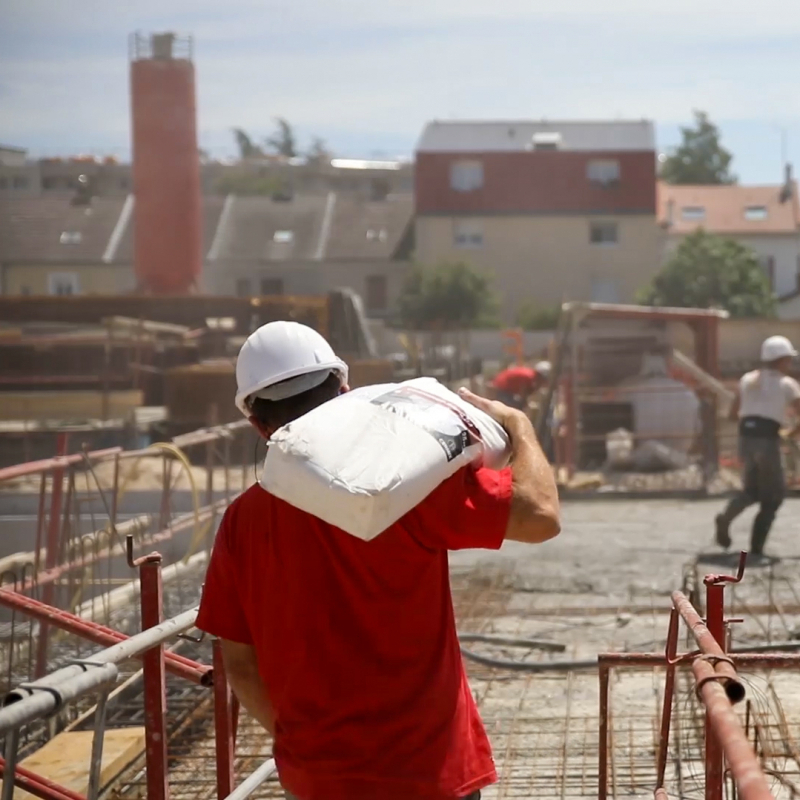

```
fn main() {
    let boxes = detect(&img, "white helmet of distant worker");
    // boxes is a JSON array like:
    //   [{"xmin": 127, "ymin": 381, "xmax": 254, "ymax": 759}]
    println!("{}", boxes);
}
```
[
  {"xmin": 235, "ymin": 321, "xmax": 349, "ymax": 417},
  {"xmin": 534, "ymin": 361, "xmax": 552, "ymax": 378},
  {"xmin": 761, "ymin": 335, "xmax": 798, "ymax": 363}
]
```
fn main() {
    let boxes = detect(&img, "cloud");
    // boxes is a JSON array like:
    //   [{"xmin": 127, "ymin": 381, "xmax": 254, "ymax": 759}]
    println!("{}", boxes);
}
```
[{"xmin": 3, "ymin": 0, "xmax": 800, "ymax": 175}]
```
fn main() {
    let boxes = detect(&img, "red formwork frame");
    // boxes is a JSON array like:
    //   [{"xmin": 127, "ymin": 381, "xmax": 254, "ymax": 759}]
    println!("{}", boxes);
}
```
[
  {"xmin": 598, "ymin": 553, "xmax": 798, "ymax": 800},
  {"xmin": 0, "ymin": 541, "xmax": 246, "ymax": 800},
  {"xmin": 0, "ymin": 425, "xmax": 261, "ymax": 799}
]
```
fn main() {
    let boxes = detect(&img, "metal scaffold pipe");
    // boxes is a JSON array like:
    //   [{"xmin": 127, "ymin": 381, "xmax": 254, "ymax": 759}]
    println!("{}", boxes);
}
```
[
  {"xmin": 226, "ymin": 758, "xmax": 278, "ymax": 800},
  {"xmin": 0, "ymin": 608, "xmax": 199, "ymax": 735},
  {"xmin": 0, "ymin": 663, "xmax": 118, "ymax": 734}
]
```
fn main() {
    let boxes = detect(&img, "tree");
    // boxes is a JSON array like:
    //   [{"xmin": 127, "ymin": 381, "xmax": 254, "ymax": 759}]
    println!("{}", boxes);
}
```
[
  {"xmin": 266, "ymin": 118, "xmax": 298, "ymax": 158},
  {"xmin": 398, "ymin": 262, "xmax": 498, "ymax": 329},
  {"xmin": 660, "ymin": 111, "xmax": 736, "ymax": 185},
  {"xmin": 517, "ymin": 302, "xmax": 561, "ymax": 331},
  {"xmin": 306, "ymin": 136, "xmax": 332, "ymax": 164},
  {"xmin": 638, "ymin": 230, "xmax": 774, "ymax": 318},
  {"xmin": 232, "ymin": 128, "xmax": 263, "ymax": 160}
]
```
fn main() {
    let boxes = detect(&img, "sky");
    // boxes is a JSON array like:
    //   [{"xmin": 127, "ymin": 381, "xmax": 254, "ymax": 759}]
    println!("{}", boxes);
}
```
[{"xmin": 3, "ymin": 0, "xmax": 800, "ymax": 183}]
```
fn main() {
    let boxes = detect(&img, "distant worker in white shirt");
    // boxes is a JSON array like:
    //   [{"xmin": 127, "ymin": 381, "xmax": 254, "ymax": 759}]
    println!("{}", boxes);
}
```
[{"xmin": 715, "ymin": 336, "xmax": 800, "ymax": 558}]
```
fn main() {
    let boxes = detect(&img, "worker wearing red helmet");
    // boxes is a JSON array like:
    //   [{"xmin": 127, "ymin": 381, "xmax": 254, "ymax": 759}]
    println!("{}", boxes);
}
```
[
  {"xmin": 491, "ymin": 361, "xmax": 551, "ymax": 410},
  {"xmin": 196, "ymin": 321, "xmax": 561, "ymax": 800}
]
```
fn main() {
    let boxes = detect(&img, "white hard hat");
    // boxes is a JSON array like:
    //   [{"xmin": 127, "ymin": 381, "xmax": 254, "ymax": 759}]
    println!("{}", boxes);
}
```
[
  {"xmin": 235, "ymin": 321, "xmax": 348, "ymax": 417},
  {"xmin": 761, "ymin": 335, "xmax": 798, "ymax": 362},
  {"xmin": 534, "ymin": 361, "xmax": 551, "ymax": 377}
]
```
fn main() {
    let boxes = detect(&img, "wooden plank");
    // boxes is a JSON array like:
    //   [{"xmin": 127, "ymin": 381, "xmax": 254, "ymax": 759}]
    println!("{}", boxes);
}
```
[{"xmin": 0, "ymin": 727, "xmax": 145, "ymax": 798}]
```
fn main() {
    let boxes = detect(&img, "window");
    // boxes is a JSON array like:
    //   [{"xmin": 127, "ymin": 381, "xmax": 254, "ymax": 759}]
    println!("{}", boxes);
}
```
[
  {"xmin": 744, "ymin": 205, "xmax": 768, "ymax": 221},
  {"xmin": 591, "ymin": 278, "xmax": 620, "ymax": 304},
  {"xmin": 587, "ymin": 160, "xmax": 620, "ymax": 185},
  {"xmin": 681, "ymin": 206, "xmax": 706, "ymax": 221},
  {"xmin": 589, "ymin": 221, "xmax": 618, "ymax": 245},
  {"xmin": 59, "ymin": 231, "xmax": 82, "ymax": 245},
  {"xmin": 365, "ymin": 275, "xmax": 388, "ymax": 313},
  {"xmin": 450, "ymin": 160, "xmax": 483, "ymax": 192},
  {"xmin": 366, "ymin": 228, "xmax": 388, "ymax": 242},
  {"xmin": 260, "ymin": 278, "xmax": 284, "ymax": 296},
  {"xmin": 0, "ymin": 178, "xmax": 7, "ymax": 190},
  {"xmin": 531, "ymin": 132, "xmax": 562, "ymax": 151},
  {"xmin": 453, "ymin": 219, "xmax": 483, "ymax": 248},
  {"xmin": 760, "ymin": 256, "xmax": 776, "ymax": 290},
  {"xmin": 42, "ymin": 177, "xmax": 58, "ymax": 190},
  {"xmin": 48, "ymin": 272, "xmax": 79, "ymax": 296},
  {"xmin": 12, "ymin": 176, "xmax": 28, "ymax": 189},
  {"xmin": 272, "ymin": 230, "xmax": 294, "ymax": 244},
  {"xmin": 236, "ymin": 278, "xmax": 251, "ymax": 297}
]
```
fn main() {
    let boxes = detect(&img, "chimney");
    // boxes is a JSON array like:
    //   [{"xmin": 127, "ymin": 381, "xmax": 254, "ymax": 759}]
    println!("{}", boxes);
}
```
[
  {"xmin": 780, "ymin": 163, "xmax": 793, "ymax": 204},
  {"xmin": 664, "ymin": 198, "xmax": 675, "ymax": 228}
]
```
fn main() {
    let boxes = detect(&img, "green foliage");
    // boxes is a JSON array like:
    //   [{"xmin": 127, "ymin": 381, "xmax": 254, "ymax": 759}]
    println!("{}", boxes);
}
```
[
  {"xmin": 307, "ymin": 137, "xmax": 331, "ymax": 163},
  {"xmin": 232, "ymin": 128, "xmax": 263, "ymax": 160},
  {"xmin": 638, "ymin": 230, "xmax": 775, "ymax": 318},
  {"xmin": 398, "ymin": 262, "xmax": 499, "ymax": 329},
  {"xmin": 660, "ymin": 111, "xmax": 736, "ymax": 185},
  {"xmin": 266, "ymin": 118, "xmax": 298, "ymax": 158},
  {"xmin": 517, "ymin": 302, "xmax": 561, "ymax": 331}
]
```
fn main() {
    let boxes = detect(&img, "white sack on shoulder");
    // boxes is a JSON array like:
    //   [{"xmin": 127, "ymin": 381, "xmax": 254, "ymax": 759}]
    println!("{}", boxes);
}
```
[{"xmin": 261, "ymin": 378, "xmax": 510, "ymax": 541}]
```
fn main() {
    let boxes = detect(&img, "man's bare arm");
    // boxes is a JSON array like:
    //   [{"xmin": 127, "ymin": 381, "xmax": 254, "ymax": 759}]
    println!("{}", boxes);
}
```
[
  {"xmin": 219, "ymin": 639, "xmax": 276, "ymax": 736},
  {"xmin": 460, "ymin": 389, "xmax": 560, "ymax": 544}
]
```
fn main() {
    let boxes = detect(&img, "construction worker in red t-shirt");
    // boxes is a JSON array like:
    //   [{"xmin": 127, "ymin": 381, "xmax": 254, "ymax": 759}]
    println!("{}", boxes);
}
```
[
  {"xmin": 490, "ymin": 361, "xmax": 551, "ymax": 410},
  {"xmin": 197, "ymin": 322, "xmax": 560, "ymax": 800}
]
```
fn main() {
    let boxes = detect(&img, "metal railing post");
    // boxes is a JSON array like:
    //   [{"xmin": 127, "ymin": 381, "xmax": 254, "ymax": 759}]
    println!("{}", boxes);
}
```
[
  {"xmin": 35, "ymin": 433, "xmax": 68, "ymax": 678},
  {"xmin": 213, "ymin": 639, "xmax": 236, "ymax": 798},
  {"xmin": 133, "ymin": 543, "xmax": 169, "ymax": 800}
]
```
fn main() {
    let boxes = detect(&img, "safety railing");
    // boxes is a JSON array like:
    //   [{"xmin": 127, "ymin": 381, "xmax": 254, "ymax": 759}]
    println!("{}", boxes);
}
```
[
  {"xmin": 599, "ymin": 552, "xmax": 799, "ymax": 800},
  {"xmin": 0, "ymin": 420, "xmax": 255, "ymax": 694},
  {"xmin": 0, "ymin": 537, "xmax": 276, "ymax": 800}
]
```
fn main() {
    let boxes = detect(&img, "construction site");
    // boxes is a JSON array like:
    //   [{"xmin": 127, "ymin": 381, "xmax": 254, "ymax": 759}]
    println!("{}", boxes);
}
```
[{"xmin": 2, "ymin": 27, "xmax": 800, "ymax": 800}]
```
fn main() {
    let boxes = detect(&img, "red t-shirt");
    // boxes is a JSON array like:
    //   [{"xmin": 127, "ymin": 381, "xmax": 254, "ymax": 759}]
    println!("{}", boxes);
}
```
[
  {"xmin": 491, "ymin": 366, "xmax": 537, "ymax": 395},
  {"xmin": 196, "ymin": 466, "xmax": 512, "ymax": 800}
]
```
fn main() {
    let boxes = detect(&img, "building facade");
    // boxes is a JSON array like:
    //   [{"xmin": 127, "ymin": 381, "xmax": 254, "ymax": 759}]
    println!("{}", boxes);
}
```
[
  {"xmin": 414, "ymin": 120, "xmax": 661, "ymax": 322},
  {"xmin": 658, "ymin": 176, "xmax": 800, "ymax": 299},
  {"xmin": 0, "ymin": 190, "xmax": 412, "ymax": 318}
]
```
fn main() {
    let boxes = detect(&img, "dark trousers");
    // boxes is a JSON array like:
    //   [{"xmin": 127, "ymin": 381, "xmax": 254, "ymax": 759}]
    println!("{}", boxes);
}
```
[{"xmin": 719, "ymin": 435, "xmax": 785, "ymax": 554}]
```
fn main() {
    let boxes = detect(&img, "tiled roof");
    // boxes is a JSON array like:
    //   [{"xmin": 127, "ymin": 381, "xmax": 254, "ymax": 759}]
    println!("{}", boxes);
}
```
[
  {"xmin": 0, "ymin": 192, "xmax": 414, "ymax": 265},
  {"xmin": 658, "ymin": 181, "xmax": 800, "ymax": 235},
  {"xmin": 114, "ymin": 195, "xmax": 226, "ymax": 262},
  {"xmin": 325, "ymin": 194, "xmax": 413, "ymax": 260},
  {"xmin": 417, "ymin": 120, "xmax": 655, "ymax": 153},
  {"xmin": 0, "ymin": 196, "xmax": 126, "ymax": 262}
]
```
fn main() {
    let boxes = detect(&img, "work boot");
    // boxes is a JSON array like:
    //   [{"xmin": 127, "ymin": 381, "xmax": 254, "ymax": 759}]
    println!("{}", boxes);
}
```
[{"xmin": 714, "ymin": 514, "xmax": 732, "ymax": 550}]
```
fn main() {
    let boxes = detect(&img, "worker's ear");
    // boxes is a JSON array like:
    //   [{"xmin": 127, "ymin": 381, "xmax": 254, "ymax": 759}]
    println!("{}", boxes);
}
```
[
  {"xmin": 248, "ymin": 415, "xmax": 273, "ymax": 441},
  {"xmin": 340, "ymin": 384, "xmax": 350, "ymax": 395}
]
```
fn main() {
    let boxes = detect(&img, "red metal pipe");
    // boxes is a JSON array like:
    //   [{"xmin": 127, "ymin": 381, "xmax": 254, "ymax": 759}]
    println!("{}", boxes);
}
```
[
  {"xmin": 213, "ymin": 639, "xmax": 236, "ymax": 798},
  {"xmin": 35, "ymin": 432, "xmax": 68, "ymax": 678},
  {"xmin": 671, "ymin": 591, "xmax": 742, "ymax": 698},
  {"xmin": 0, "ymin": 447, "xmax": 121, "ymax": 483},
  {"xmin": 656, "ymin": 609, "xmax": 679, "ymax": 792},
  {"xmin": 598, "ymin": 652, "xmax": 800, "ymax": 669},
  {"xmin": 140, "ymin": 557, "xmax": 169, "ymax": 800},
  {"xmin": 0, "ymin": 756, "xmax": 86, "ymax": 800},
  {"xmin": 0, "ymin": 587, "xmax": 211, "ymax": 686},
  {"xmin": 16, "ymin": 500, "xmax": 225, "ymax": 597},
  {"xmin": 694, "ymin": 668, "xmax": 773, "ymax": 800},
  {"xmin": 704, "ymin": 582, "xmax": 727, "ymax": 800},
  {"xmin": 598, "ymin": 663, "xmax": 609, "ymax": 800}
]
